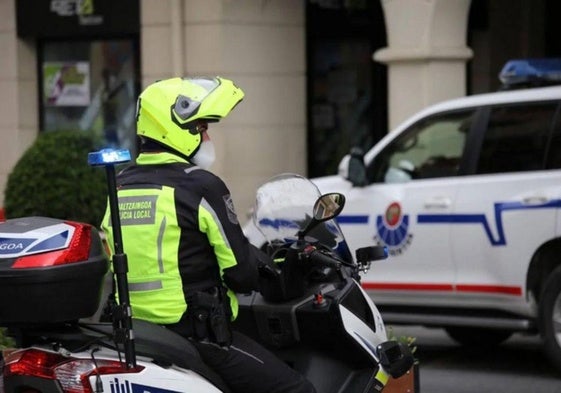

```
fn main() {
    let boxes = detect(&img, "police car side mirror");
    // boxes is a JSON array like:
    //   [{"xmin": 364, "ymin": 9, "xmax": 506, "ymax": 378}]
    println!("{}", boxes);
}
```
[{"xmin": 339, "ymin": 147, "xmax": 367, "ymax": 187}]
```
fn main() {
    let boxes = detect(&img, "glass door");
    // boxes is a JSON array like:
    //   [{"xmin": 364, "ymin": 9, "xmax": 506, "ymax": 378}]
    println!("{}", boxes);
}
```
[{"xmin": 40, "ymin": 39, "xmax": 139, "ymax": 152}]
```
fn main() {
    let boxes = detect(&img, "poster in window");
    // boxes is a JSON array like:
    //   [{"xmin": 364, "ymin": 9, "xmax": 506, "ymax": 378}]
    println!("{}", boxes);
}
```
[{"xmin": 43, "ymin": 62, "xmax": 91, "ymax": 106}]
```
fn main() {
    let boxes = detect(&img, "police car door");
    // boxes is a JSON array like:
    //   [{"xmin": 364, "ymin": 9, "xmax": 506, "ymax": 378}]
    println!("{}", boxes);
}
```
[
  {"xmin": 453, "ymin": 101, "xmax": 561, "ymax": 309},
  {"xmin": 341, "ymin": 109, "xmax": 476, "ymax": 307}
]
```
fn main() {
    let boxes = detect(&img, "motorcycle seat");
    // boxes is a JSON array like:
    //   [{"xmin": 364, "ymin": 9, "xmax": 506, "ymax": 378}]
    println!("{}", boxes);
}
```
[{"xmin": 83, "ymin": 319, "xmax": 232, "ymax": 393}]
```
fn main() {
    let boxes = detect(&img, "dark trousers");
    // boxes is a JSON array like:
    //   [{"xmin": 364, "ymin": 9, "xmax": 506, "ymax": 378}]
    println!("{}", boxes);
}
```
[{"xmin": 191, "ymin": 330, "xmax": 317, "ymax": 393}]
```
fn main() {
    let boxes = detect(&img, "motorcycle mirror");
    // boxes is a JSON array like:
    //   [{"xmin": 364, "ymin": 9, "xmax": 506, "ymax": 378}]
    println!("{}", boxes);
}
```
[
  {"xmin": 313, "ymin": 193, "xmax": 346, "ymax": 221},
  {"xmin": 299, "ymin": 193, "xmax": 346, "ymax": 238},
  {"xmin": 376, "ymin": 340, "xmax": 415, "ymax": 379}
]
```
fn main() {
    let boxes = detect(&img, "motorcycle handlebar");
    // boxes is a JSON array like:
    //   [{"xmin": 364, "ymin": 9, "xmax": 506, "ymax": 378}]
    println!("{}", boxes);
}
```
[{"xmin": 306, "ymin": 249, "xmax": 342, "ymax": 270}]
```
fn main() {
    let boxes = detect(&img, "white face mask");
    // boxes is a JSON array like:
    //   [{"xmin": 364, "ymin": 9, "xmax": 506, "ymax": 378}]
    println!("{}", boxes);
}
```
[{"xmin": 191, "ymin": 140, "xmax": 216, "ymax": 169}]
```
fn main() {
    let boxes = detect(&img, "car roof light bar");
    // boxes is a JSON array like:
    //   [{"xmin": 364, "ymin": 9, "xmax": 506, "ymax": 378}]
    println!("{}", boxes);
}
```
[{"xmin": 499, "ymin": 58, "xmax": 561, "ymax": 88}]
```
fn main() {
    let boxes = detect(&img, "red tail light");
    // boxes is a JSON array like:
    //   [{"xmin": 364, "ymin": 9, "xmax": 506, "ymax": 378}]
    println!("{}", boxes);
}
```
[
  {"xmin": 3, "ymin": 349, "xmax": 144, "ymax": 393},
  {"xmin": 4, "ymin": 349, "xmax": 63, "ymax": 379},
  {"xmin": 12, "ymin": 222, "xmax": 92, "ymax": 268}
]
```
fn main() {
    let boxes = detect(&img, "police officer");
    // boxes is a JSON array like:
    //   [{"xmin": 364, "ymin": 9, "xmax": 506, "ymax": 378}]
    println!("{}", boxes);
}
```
[{"xmin": 101, "ymin": 77, "xmax": 316, "ymax": 393}]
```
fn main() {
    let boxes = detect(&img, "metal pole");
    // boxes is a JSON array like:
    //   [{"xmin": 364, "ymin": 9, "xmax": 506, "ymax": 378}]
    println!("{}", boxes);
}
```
[
  {"xmin": 88, "ymin": 149, "xmax": 136, "ymax": 368},
  {"xmin": 105, "ymin": 164, "xmax": 136, "ymax": 368}
]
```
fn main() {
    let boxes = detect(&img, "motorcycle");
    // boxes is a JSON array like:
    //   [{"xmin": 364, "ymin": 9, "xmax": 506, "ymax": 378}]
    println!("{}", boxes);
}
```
[{"xmin": 0, "ymin": 150, "xmax": 413, "ymax": 393}]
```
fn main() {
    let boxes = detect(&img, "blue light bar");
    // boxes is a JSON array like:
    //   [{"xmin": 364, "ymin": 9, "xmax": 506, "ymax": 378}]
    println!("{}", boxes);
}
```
[
  {"xmin": 499, "ymin": 58, "xmax": 561, "ymax": 87},
  {"xmin": 88, "ymin": 149, "xmax": 132, "ymax": 166}
]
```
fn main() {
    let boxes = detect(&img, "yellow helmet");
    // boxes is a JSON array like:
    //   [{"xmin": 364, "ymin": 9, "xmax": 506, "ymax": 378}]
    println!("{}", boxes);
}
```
[{"xmin": 136, "ymin": 76, "xmax": 244, "ymax": 158}]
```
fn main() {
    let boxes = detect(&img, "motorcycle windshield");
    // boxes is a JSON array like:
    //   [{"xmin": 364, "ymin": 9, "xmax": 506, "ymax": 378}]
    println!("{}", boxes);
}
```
[{"xmin": 253, "ymin": 173, "xmax": 352, "ymax": 261}]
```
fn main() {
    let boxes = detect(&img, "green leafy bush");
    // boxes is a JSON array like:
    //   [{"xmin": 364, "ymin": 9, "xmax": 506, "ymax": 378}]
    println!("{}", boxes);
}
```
[
  {"xmin": 0, "ymin": 327, "xmax": 14, "ymax": 349},
  {"xmin": 386, "ymin": 326, "xmax": 418, "ymax": 364},
  {"xmin": 4, "ymin": 131, "xmax": 107, "ymax": 226}
]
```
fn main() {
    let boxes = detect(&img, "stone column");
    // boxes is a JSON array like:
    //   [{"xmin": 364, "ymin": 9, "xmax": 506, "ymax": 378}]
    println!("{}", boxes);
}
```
[
  {"xmin": 0, "ymin": 0, "xmax": 38, "ymax": 208},
  {"xmin": 141, "ymin": 0, "xmax": 306, "ymax": 223},
  {"xmin": 374, "ymin": 0, "xmax": 473, "ymax": 130}
]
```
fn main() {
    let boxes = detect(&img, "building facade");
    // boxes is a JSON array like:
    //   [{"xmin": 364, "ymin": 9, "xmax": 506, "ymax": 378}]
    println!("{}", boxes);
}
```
[{"xmin": 0, "ymin": 0, "xmax": 558, "ymax": 223}]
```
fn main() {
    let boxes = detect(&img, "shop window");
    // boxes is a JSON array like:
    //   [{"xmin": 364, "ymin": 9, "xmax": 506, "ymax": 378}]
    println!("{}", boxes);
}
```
[{"xmin": 40, "ymin": 39, "xmax": 138, "ymax": 152}]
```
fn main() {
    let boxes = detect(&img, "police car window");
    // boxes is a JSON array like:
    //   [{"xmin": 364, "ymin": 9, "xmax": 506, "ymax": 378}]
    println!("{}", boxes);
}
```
[
  {"xmin": 476, "ymin": 103, "xmax": 557, "ymax": 175},
  {"xmin": 367, "ymin": 110, "xmax": 473, "ymax": 183}
]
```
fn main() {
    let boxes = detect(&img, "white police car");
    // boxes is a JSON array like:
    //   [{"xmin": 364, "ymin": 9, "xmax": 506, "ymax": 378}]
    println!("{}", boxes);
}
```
[{"xmin": 244, "ymin": 58, "xmax": 561, "ymax": 371}]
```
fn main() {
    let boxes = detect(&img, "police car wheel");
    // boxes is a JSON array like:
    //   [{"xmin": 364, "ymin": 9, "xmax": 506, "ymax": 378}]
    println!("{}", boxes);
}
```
[
  {"xmin": 444, "ymin": 327, "xmax": 512, "ymax": 346},
  {"xmin": 539, "ymin": 265, "xmax": 561, "ymax": 371}
]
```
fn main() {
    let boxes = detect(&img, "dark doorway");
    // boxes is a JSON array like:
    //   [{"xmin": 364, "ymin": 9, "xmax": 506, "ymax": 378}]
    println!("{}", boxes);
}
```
[
  {"xmin": 467, "ymin": 0, "xmax": 561, "ymax": 94},
  {"xmin": 306, "ymin": 0, "xmax": 387, "ymax": 178}
]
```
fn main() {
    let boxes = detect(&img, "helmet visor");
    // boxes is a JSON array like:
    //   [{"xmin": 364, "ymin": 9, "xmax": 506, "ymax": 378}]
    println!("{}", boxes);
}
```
[{"xmin": 172, "ymin": 78, "xmax": 220, "ymax": 122}]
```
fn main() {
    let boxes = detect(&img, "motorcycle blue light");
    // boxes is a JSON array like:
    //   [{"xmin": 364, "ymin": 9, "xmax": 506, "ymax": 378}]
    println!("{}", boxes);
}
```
[
  {"xmin": 88, "ymin": 149, "xmax": 131, "ymax": 166},
  {"xmin": 499, "ymin": 58, "xmax": 561, "ymax": 86}
]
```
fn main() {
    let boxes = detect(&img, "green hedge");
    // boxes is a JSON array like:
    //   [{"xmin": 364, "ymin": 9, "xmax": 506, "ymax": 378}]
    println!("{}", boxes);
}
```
[
  {"xmin": 4, "ymin": 131, "xmax": 107, "ymax": 226},
  {"xmin": 0, "ymin": 327, "xmax": 14, "ymax": 349}
]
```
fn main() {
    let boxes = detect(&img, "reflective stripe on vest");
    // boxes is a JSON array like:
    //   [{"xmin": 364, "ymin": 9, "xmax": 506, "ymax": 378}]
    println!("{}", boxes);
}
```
[{"xmin": 129, "ymin": 280, "xmax": 163, "ymax": 291}]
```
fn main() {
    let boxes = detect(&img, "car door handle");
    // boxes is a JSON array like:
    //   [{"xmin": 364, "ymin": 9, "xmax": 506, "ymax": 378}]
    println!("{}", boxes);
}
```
[
  {"xmin": 424, "ymin": 197, "xmax": 452, "ymax": 209},
  {"xmin": 522, "ymin": 196, "xmax": 549, "ymax": 205}
]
